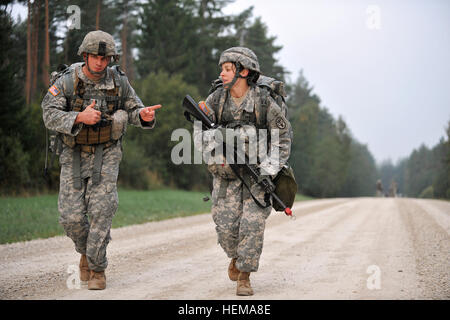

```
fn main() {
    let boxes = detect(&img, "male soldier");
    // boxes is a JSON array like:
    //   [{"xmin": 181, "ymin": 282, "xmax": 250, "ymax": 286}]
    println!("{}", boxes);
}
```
[
  {"xmin": 376, "ymin": 179, "xmax": 384, "ymax": 197},
  {"xmin": 41, "ymin": 30, "xmax": 161, "ymax": 290},
  {"xmin": 200, "ymin": 47, "xmax": 292, "ymax": 295},
  {"xmin": 389, "ymin": 180, "xmax": 398, "ymax": 197}
]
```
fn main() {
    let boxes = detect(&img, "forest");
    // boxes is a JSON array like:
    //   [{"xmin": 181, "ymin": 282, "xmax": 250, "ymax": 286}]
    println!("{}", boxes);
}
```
[{"xmin": 0, "ymin": 0, "xmax": 448, "ymax": 199}]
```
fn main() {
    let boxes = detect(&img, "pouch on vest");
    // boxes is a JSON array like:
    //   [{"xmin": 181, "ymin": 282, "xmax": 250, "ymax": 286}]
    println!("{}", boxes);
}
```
[
  {"xmin": 111, "ymin": 109, "xmax": 128, "ymax": 140},
  {"xmin": 272, "ymin": 164, "xmax": 297, "ymax": 212}
]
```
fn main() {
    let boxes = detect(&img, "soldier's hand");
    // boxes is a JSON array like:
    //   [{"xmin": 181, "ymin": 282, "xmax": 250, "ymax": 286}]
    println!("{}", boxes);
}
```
[
  {"xmin": 75, "ymin": 100, "xmax": 101, "ymax": 125},
  {"xmin": 140, "ymin": 104, "xmax": 161, "ymax": 122}
]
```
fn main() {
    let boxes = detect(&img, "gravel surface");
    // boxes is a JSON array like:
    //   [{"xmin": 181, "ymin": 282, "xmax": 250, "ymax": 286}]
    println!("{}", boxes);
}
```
[{"xmin": 0, "ymin": 198, "xmax": 448, "ymax": 300}]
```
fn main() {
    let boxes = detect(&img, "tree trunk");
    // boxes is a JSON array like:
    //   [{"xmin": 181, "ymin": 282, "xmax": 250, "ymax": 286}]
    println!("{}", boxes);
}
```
[
  {"xmin": 121, "ymin": 7, "xmax": 128, "ymax": 73},
  {"xmin": 25, "ymin": 0, "xmax": 32, "ymax": 105},
  {"xmin": 198, "ymin": 0, "xmax": 208, "ymax": 86},
  {"xmin": 96, "ymin": 1, "xmax": 101, "ymax": 30},
  {"xmin": 42, "ymin": 0, "xmax": 50, "ymax": 87},
  {"xmin": 31, "ymin": 0, "xmax": 41, "ymax": 101}
]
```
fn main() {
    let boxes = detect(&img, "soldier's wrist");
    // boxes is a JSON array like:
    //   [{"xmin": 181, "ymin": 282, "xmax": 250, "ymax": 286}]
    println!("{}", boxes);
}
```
[{"xmin": 74, "ymin": 112, "xmax": 85, "ymax": 125}]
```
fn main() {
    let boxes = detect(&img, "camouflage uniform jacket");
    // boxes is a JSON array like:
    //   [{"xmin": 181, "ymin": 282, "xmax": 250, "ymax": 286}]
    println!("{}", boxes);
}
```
[
  {"xmin": 203, "ymin": 85, "xmax": 292, "ymax": 177},
  {"xmin": 42, "ymin": 63, "xmax": 154, "ymax": 146}
]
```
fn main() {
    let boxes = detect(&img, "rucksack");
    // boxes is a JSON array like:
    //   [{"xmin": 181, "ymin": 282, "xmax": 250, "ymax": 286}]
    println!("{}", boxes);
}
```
[
  {"xmin": 208, "ymin": 75, "xmax": 289, "ymax": 125},
  {"xmin": 207, "ymin": 75, "xmax": 298, "ymax": 212}
]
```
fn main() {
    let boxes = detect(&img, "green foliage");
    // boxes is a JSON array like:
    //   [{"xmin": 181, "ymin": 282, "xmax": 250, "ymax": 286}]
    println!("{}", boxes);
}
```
[
  {"xmin": 58, "ymin": 0, "xmax": 119, "ymax": 65},
  {"xmin": 241, "ymin": 16, "xmax": 286, "ymax": 80},
  {"xmin": 341, "ymin": 141, "xmax": 377, "ymax": 197},
  {"xmin": 431, "ymin": 123, "xmax": 450, "ymax": 199},
  {"xmin": 0, "ymin": 9, "xmax": 30, "ymax": 195},
  {"xmin": 136, "ymin": 0, "xmax": 198, "ymax": 79},
  {"xmin": 3, "ymin": 1, "xmax": 410, "ymax": 199},
  {"xmin": 309, "ymin": 135, "xmax": 345, "ymax": 197},
  {"xmin": 405, "ymin": 145, "xmax": 435, "ymax": 197},
  {"xmin": 123, "ymin": 71, "xmax": 210, "ymax": 190},
  {"xmin": 0, "ymin": 189, "xmax": 211, "ymax": 244},
  {"xmin": 419, "ymin": 185, "xmax": 434, "ymax": 199},
  {"xmin": 288, "ymin": 70, "xmax": 377, "ymax": 198},
  {"xmin": 0, "ymin": 130, "xmax": 30, "ymax": 195},
  {"xmin": 136, "ymin": 0, "xmax": 241, "ymax": 95},
  {"xmin": 0, "ymin": 188, "xmax": 313, "ymax": 244},
  {"xmin": 119, "ymin": 138, "xmax": 151, "ymax": 190},
  {"xmin": 379, "ymin": 120, "xmax": 449, "ymax": 199}
]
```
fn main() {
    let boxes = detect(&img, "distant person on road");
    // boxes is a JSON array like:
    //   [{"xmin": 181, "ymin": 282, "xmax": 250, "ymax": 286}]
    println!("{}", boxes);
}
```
[
  {"xmin": 389, "ymin": 180, "xmax": 398, "ymax": 197},
  {"xmin": 376, "ymin": 179, "xmax": 384, "ymax": 197},
  {"xmin": 41, "ymin": 30, "xmax": 161, "ymax": 290}
]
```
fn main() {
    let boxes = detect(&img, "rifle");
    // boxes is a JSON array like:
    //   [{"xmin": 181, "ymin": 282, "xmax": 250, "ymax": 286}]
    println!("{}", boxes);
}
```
[{"xmin": 182, "ymin": 95, "xmax": 293, "ymax": 217}]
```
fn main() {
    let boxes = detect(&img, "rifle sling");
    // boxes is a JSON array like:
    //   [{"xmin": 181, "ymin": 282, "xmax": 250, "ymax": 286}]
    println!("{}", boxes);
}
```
[
  {"xmin": 72, "ymin": 143, "xmax": 104, "ymax": 190},
  {"xmin": 72, "ymin": 145, "xmax": 82, "ymax": 190}
]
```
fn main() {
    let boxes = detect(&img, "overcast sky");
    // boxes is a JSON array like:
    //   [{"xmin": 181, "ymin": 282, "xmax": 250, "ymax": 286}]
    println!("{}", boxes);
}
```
[
  {"xmin": 224, "ymin": 0, "xmax": 450, "ymax": 164},
  {"xmin": 11, "ymin": 1, "xmax": 450, "ymax": 164}
]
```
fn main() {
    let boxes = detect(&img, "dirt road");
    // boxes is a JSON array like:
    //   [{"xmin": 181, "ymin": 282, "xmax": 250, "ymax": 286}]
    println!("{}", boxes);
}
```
[{"xmin": 0, "ymin": 198, "xmax": 449, "ymax": 300}]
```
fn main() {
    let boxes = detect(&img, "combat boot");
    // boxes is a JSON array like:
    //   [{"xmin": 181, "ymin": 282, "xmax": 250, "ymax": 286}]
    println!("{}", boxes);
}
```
[
  {"xmin": 88, "ymin": 270, "xmax": 106, "ymax": 290},
  {"xmin": 79, "ymin": 254, "xmax": 90, "ymax": 282},
  {"xmin": 228, "ymin": 258, "xmax": 239, "ymax": 281},
  {"xmin": 236, "ymin": 272, "xmax": 254, "ymax": 296}
]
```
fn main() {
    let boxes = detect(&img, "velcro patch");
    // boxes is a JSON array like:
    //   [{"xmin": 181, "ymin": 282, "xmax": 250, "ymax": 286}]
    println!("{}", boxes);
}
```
[
  {"xmin": 49, "ymin": 85, "xmax": 60, "ymax": 97},
  {"xmin": 275, "ymin": 116, "xmax": 286, "ymax": 129},
  {"xmin": 199, "ymin": 101, "xmax": 210, "ymax": 115}
]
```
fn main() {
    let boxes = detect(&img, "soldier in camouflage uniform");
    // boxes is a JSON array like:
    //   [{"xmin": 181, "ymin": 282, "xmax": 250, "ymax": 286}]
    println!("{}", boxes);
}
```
[
  {"xmin": 41, "ymin": 30, "xmax": 161, "ymax": 290},
  {"xmin": 376, "ymin": 179, "xmax": 384, "ymax": 197},
  {"xmin": 200, "ymin": 47, "xmax": 292, "ymax": 295}
]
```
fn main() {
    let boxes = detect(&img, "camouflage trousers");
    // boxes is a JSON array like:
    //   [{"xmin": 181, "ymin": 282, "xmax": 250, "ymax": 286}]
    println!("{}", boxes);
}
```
[
  {"xmin": 211, "ymin": 175, "xmax": 271, "ymax": 273},
  {"xmin": 58, "ymin": 143, "xmax": 122, "ymax": 272}
]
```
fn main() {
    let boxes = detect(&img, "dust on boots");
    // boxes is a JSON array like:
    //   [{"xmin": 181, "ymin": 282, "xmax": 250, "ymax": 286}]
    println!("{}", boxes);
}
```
[
  {"xmin": 88, "ymin": 270, "xmax": 106, "ymax": 290},
  {"xmin": 236, "ymin": 271, "xmax": 254, "ymax": 296},
  {"xmin": 79, "ymin": 254, "xmax": 90, "ymax": 282},
  {"xmin": 228, "ymin": 258, "xmax": 239, "ymax": 281}
]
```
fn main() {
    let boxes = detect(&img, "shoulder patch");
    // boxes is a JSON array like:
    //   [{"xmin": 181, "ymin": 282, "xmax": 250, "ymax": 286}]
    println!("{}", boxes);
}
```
[
  {"xmin": 49, "ymin": 85, "xmax": 60, "ymax": 97},
  {"xmin": 275, "ymin": 116, "xmax": 286, "ymax": 129},
  {"xmin": 198, "ymin": 101, "xmax": 211, "ymax": 115}
]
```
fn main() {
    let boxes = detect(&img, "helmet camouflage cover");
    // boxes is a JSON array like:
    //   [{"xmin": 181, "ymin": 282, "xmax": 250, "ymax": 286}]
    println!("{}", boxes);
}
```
[
  {"xmin": 77, "ymin": 30, "xmax": 117, "ymax": 58},
  {"xmin": 219, "ymin": 47, "xmax": 260, "ymax": 73}
]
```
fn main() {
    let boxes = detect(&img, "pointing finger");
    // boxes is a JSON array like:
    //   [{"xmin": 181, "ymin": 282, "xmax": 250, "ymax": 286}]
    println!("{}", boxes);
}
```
[{"xmin": 147, "ymin": 104, "xmax": 162, "ymax": 111}]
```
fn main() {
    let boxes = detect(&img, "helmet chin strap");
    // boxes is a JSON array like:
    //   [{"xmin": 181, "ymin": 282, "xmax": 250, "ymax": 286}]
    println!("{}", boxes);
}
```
[
  {"xmin": 223, "ymin": 63, "xmax": 247, "ymax": 90},
  {"xmin": 84, "ymin": 55, "xmax": 107, "ymax": 76}
]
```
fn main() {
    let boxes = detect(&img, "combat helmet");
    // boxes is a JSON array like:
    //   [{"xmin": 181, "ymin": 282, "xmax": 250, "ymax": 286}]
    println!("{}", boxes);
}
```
[
  {"xmin": 219, "ymin": 47, "xmax": 260, "ymax": 88},
  {"xmin": 78, "ymin": 30, "xmax": 119, "ymax": 61},
  {"xmin": 219, "ymin": 47, "xmax": 260, "ymax": 73}
]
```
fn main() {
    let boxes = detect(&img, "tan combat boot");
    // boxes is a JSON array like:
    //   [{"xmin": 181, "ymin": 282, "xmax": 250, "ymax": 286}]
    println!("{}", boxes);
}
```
[
  {"xmin": 236, "ymin": 272, "xmax": 254, "ymax": 296},
  {"xmin": 88, "ymin": 270, "xmax": 106, "ymax": 290},
  {"xmin": 79, "ymin": 254, "xmax": 90, "ymax": 282},
  {"xmin": 228, "ymin": 258, "xmax": 239, "ymax": 281}
]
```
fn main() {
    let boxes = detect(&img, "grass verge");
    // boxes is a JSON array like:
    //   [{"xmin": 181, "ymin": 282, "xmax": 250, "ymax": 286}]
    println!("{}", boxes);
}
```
[{"xmin": 0, "ymin": 189, "xmax": 312, "ymax": 244}]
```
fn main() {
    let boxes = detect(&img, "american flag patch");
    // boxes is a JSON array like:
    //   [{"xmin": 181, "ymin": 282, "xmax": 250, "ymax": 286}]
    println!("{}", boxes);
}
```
[
  {"xmin": 198, "ymin": 101, "xmax": 210, "ymax": 115},
  {"xmin": 49, "ymin": 85, "xmax": 60, "ymax": 97}
]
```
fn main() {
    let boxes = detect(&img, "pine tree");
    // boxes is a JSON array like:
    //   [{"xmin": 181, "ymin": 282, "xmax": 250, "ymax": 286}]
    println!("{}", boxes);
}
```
[{"xmin": 0, "ymin": 8, "xmax": 30, "ymax": 194}]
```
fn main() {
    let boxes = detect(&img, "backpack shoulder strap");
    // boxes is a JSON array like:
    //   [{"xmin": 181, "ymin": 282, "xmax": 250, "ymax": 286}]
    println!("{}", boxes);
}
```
[
  {"xmin": 216, "ymin": 88, "xmax": 228, "ymax": 125},
  {"xmin": 111, "ymin": 65, "xmax": 128, "ymax": 89},
  {"xmin": 110, "ymin": 65, "xmax": 129, "ymax": 110},
  {"xmin": 60, "ymin": 68, "xmax": 75, "ymax": 98},
  {"xmin": 207, "ymin": 85, "xmax": 227, "ymax": 125},
  {"xmin": 255, "ymin": 86, "xmax": 270, "ymax": 128}
]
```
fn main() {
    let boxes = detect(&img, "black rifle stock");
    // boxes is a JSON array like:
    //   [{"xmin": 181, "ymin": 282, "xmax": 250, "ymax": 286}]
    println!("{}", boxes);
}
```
[{"xmin": 182, "ymin": 95, "xmax": 293, "ymax": 217}]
